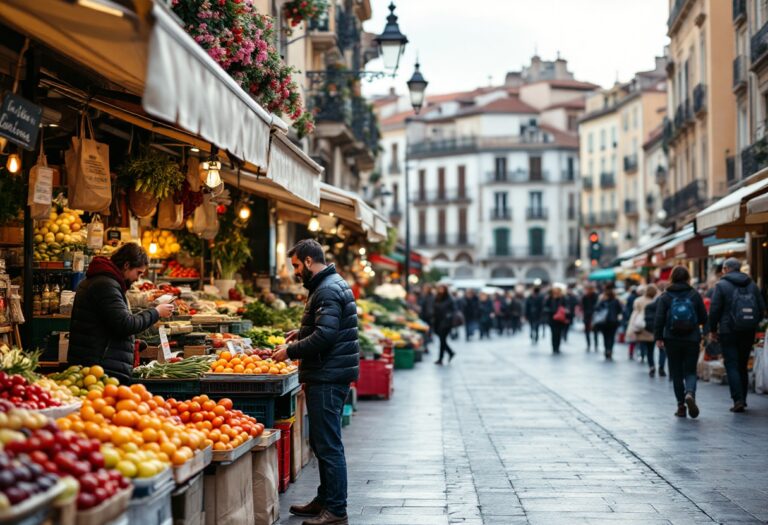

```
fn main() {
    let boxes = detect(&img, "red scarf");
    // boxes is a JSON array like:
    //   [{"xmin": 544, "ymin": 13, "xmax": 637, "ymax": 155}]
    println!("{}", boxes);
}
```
[{"xmin": 86, "ymin": 256, "xmax": 128, "ymax": 293}]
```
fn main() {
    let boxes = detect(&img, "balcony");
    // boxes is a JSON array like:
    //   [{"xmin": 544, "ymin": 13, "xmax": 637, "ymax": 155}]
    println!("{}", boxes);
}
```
[
  {"xmin": 600, "ymin": 172, "xmax": 616, "ymax": 189},
  {"xmin": 582, "ymin": 176, "xmax": 593, "ymax": 190},
  {"xmin": 582, "ymin": 212, "xmax": 597, "ymax": 226},
  {"xmin": 487, "ymin": 246, "xmax": 553, "ymax": 259},
  {"xmin": 567, "ymin": 207, "xmax": 577, "ymax": 220},
  {"xmin": 662, "ymin": 117, "xmax": 674, "ymax": 150},
  {"xmin": 388, "ymin": 206, "xmax": 402, "ymax": 223},
  {"xmin": 409, "ymin": 133, "xmax": 560, "ymax": 159},
  {"xmin": 561, "ymin": 169, "xmax": 577, "ymax": 183},
  {"xmin": 623, "ymin": 155, "xmax": 638, "ymax": 173},
  {"xmin": 526, "ymin": 207, "xmax": 548, "ymax": 220},
  {"xmin": 600, "ymin": 210, "xmax": 619, "ymax": 224},
  {"xmin": 624, "ymin": 199, "xmax": 639, "ymax": 216},
  {"xmin": 415, "ymin": 234, "xmax": 473, "ymax": 248},
  {"xmin": 411, "ymin": 189, "xmax": 472, "ymax": 205},
  {"xmin": 733, "ymin": 55, "xmax": 748, "ymax": 93},
  {"xmin": 693, "ymin": 84, "xmax": 707, "ymax": 116},
  {"xmin": 667, "ymin": 0, "xmax": 694, "ymax": 35},
  {"xmin": 674, "ymin": 104, "xmax": 684, "ymax": 129},
  {"xmin": 733, "ymin": 0, "xmax": 746, "ymax": 24},
  {"xmin": 663, "ymin": 179, "xmax": 707, "ymax": 219},
  {"xmin": 485, "ymin": 168, "xmax": 550, "ymax": 184},
  {"xmin": 387, "ymin": 161, "xmax": 402, "ymax": 175},
  {"xmin": 490, "ymin": 208, "xmax": 512, "ymax": 221},
  {"xmin": 727, "ymin": 155, "xmax": 736, "ymax": 186},
  {"xmin": 350, "ymin": 97, "xmax": 380, "ymax": 169},
  {"xmin": 308, "ymin": 11, "xmax": 337, "ymax": 51},
  {"xmin": 740, "ymin": 135, "xmax": 768, "ymax": 180},
  {"xmin": 751, "ymin": 21, "xmax": 768, "ymax": 70},
  {"xmin": 655, "ymin": 165, "xmax": 668, "ymax": 186},
  {"xmin": 310, "ymin": 91, "xmax": 354, "ymax": 143}
]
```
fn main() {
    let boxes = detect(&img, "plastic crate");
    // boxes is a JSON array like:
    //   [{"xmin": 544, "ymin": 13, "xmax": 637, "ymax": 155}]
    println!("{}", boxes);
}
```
[
  {"xmin": 394, "ymin": 347, "xmax": 415, "ymax": 369},
  {"xmin": 126, "ymin": 480, "xmax": 173, "ymax": 525},
  {"xmin": 356, "ymin": 359, "xmax": 393, "ymax": 399},
  {"xmin": 413, "ymin": 348, "xmax": 423, "ymax": 363},
  {"xmin": 275, "ymin": 422, "xmax": 292, "ymax": 493},
  {"xmin": 229, "ymin": 396, "xmax": 275, "ymax": 428},
  {"xmin": 139, "ymin": 379, "xmax": 201, "ymax": 400},
  {"xmin": 342, "ymin": 404, "xmax": 353, "ymax": 427},
  {"xmin": 200, "ymin": 373, "xmax": 299, "ymax": 395},
  {"xmin": 274, "ymin": 390, "xmax": 298, "ymax": 420}
]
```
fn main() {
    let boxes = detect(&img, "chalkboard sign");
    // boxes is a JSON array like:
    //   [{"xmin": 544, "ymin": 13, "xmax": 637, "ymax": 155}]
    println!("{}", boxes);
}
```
[{"xmin": 0, "ymin": 93, "xmax": 42, "ymax": 151}]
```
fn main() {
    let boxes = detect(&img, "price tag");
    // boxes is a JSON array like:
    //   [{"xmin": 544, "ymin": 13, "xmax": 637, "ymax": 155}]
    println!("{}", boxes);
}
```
[
  {"xmin": 32, "ymin": 167, "xmax": 53, "ymax": 204},
  {"xmin": 158, "ymin": 326, "xmax": 172, "ymax": 363}
]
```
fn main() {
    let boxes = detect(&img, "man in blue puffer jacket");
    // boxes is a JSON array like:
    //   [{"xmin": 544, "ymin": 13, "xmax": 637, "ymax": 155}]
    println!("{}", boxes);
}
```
[{"xmin": 273, "ymin": 239, "xmax": 358, "ymax": 525}]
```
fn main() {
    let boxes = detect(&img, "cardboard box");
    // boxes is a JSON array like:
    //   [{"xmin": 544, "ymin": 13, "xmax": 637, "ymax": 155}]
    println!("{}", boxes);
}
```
[
  {"xmin": 204, "ymin": 453, "xmax": 254, "ymax": 525},
  {"xmin": 298, "ymin": 391, "xmax": 312, "ymax": 468},
  {"xmin": 172, "ymin": 472, "xmax": 203, "ymax": 525},
  {"xmin": 291, "ymin": 411, "xmax": 302, "ymax": 482},
  {"xmin": 252, "ymin": 445, "xmax": 279, "ymax": 525},
  {"xmin": 0, "ymin": 226, "xmax": 22, "ymax": 245},
  {"xmin": 184, "ymin": 346, "xmax": 207, "ymax": 358}
]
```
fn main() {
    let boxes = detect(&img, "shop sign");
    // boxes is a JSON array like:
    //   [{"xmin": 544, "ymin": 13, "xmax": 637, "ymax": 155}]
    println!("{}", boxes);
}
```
[{"xmin": 0, "ymin": 93, "xmax": 42, "ymax": 150}]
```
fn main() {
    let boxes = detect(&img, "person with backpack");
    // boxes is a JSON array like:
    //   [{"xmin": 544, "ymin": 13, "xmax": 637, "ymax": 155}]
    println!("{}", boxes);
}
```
[
  {"xmin": 654, "ymin": 266, "xmax": 708, "ymax": 418},
  {"xmin": 629, "ymin": 284, "xmax": 664, "ymax": 377},
  {"xmin": 544, "ymin": 286, "xmax": 569, "ymax": 354},
  {"xmin": 594, "ymin": 285, "xmax": 622, "ymax": 360},
  {"xmin": 708, "ymin": 258, "xmax": 766, "ymax": 413},
  {"xmin": 525, "ymin": 287, "xmax": 545, "ymax": 344},
  {"xmin": 432, "ymin": 285, "xmax": 457, "ymax": 365}
]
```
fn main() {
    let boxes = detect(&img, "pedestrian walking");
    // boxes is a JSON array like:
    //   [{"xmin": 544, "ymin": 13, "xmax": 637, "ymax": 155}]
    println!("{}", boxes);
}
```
[
  {"xmin": 509, "ymin": 293, "xmax": 524, "ymax": 335},
  {"xmin": 653, "ymin": 266, "xmax": 707, "ymax": 419},
  {"xmin": 629, "ymin": 284, "xmax": 665, "ymax": 377},
  {"xmin": 594, "ymin": 285, "xmax": 622, "ymax": 360},
  {"xmin": 544, "ymin": 286, "xmax": 569, "ymax": 354},
  {"xmin": 462, "ymin": 289, "xmax": 481, "ymax": 341},
  {"xmin": 419, "ymin": 285, "xmax": 435, "ymax": 354},
  {"xmin": 525, "ymin": 287, "xmax": 545, "ymax": 344},
  {"xmin": 68, "ymin": 244, "xmax": 175, "ymax": 382},
  {"xmin": 433, "ymin": 285, "xmax": 457, "ymax": 365},
  {"xmin": 562, "ymin": 285, "xmax": 578, "ymax": 342},
  {"xmin": 708, "ymin": 258, "xmax": 766, "ymax": 413},
  {"xmin": 580, "ymin": 284, "xmax": 599, "ymax": 352},
  {"xmin": 493, "ymin": 293, "xmax": 506, "ymax": 335},
  {"xmin": 478, "ymin": 292, "xmax": 494, "ymax": 339},
  {"xmin": 623, "ymin": 286, "xmax": 639, "ymax": 360},
  {"xmin": 273, "ymin": 239, "xmax": 359, "ymax": 525}
]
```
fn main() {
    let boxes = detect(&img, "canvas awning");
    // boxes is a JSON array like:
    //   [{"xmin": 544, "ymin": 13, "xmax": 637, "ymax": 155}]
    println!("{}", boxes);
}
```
[
  {"xmin": 708, "ymin": 241, "xmax": 747, "ymax": 256},
  {"xmin": 652, "ymin": 226, "xmax": 705, "ymax": 263},
  {"xmin": 746, "ymin": 192, "xmax": 768, "ymax": 224},
  {"xmin": 696, "ymin": 176, "xmax": 768, "ymax": 231},
  {"xmin": 0, "ymin": 0, "xmax": 322, "ymax": 206},
  {"xmin": 588, "ymin": 268, "xmax": 616, "ymax": 281},
  {"xmin": 319, "ymin": 183, "xmax": 389, "ymax": 241}
]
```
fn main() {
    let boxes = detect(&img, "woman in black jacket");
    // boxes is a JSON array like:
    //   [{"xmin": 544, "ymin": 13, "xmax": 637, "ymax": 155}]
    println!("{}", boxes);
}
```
[
  {"xmin": 68, "ymin": 243, "xmax": 174, "ymax": 382},
  {"xmin": 654, "ymin": 266, "xmax": 708, "ymax": 418},
  {"xmin": 595, "ymin": 285, "xmax": 622, "ymax": 360},
  {"xmin": 432, "ymin": 285, "xmax": 456, "ymax": 365},
  {"xmin": 544, "ymin": 286, "xmax": 569, "ymax": 354}
]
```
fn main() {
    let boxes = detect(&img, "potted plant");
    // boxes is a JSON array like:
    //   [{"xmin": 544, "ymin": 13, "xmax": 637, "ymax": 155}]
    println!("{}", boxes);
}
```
[
  {"xmin": 283, "ymin": 0, "xmax": 328, "ymax": 28},
  {"xmin": 120, "ymin": 148, "xmax": 185, "ymax": 218},
  {"xmin": 211, "ymin": 205, "xmax": 251, "ymax": 296}
]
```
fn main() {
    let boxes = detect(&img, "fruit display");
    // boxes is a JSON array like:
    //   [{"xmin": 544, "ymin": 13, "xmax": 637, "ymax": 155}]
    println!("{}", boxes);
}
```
[
  {"xmin": 0, "ymin": 346, "xmax": 41, "ymax": 383},
  {"xmin": 142, "ymin": 229, "xmax": 181, "ymax": 259},
  {"xmin": 33, "ymin": 209, "xmax": 87, "ymax": 262},
  {"xmin": 56, "ymin": 384, "xmax": 208, "ymax": 476},
  {"xmin": 34, "ymin": 377, "xmax": 80, "ymax": 405},
  {"xmin": 0, "ymin": 372, "xmax": 61, "ymax": 410},
  {"xmin": 132, "ymin": 355, "xmax": 215, "ymax": 380},
  {"xmin": 162, "ymin": 260, "xmax": 200, "ymax": 279},
  {"xmin": 209, "ymin": 351, "xmax": 297, "ymax": 375},
  {"xmin": 164, "ymin": 396, "xmax": 264, "ymax": 451},
  {"xmin": 244, "ymin": 327, "xmax": 286, "ymax": 349},
  {"xmin": 47, "ymin": 365, "xmax": 118, "ymax": 398},
  {"xmin": 0, "ymin": 451, "xmax": 60, "ymax": 509}
]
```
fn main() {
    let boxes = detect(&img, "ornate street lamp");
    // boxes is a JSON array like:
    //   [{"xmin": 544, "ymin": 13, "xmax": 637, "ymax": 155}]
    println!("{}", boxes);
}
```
[
  {"xmin": 374, "ymin": 2, "xmax": 409, "ymax": 74},
  {"xmin": 406, "ymin": 61, "xmax": 428, "ymax": 115}
]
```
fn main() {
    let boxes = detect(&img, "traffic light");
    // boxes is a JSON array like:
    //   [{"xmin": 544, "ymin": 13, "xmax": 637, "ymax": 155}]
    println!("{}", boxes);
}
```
[{"xmin": 589, "ymin": 231, "xmax": 602, "ymax": 265}]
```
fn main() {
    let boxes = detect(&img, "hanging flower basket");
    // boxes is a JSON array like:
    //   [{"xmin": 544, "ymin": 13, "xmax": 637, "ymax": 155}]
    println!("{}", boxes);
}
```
[{"xmin": 283, "ymin": 0, "xmax": 328, "ymax": 27}]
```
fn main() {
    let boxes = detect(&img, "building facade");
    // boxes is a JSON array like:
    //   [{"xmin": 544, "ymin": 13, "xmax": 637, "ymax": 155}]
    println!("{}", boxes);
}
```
[{"xmin": 662, "ymin": 0, "xmax": 736, "ymax": 227}]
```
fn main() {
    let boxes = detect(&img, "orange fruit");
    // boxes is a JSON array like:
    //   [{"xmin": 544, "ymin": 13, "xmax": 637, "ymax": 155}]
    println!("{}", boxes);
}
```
[
  {"xmin": 233, "ymin": 365, "xmax": 245, "ymax": 373},
  {"xmin": 143, "ymin": 442, "xmax": 161, "ymax": 453},
  {"xmin": 213, "ymin": 441, "xmax": 228, "ymax": 451},
  {"xmin": 114, "ymin": 410, "xmax": 137, "ymax": 428},
  {"xmin": 115, "ymin": 399, "xmax": 138, "ymax": 412},
  {"xmin": 218, "ymin": 398, "xmax": 233, "ymax": 410},
  {"xmin": 111, "ymin": 427, "xmax": 132, "ymax": 446},
  {"xmin": 214, "ymin": 365, "xmax": 225, "ymax": 373},
  {"xmin": 171, "ymin": 451, "xmax": 187, "ymax": 466},
  {"xmin": 86, "ymin": 390, "xmax": 102, "ymax": 401},
  {"xmin": 220, "ymin": 351, "xmax": 232, "ymax": 361},
  {"xmin": 101, "ymin": 405, "xmax": 116, "ymax": 419},
  {"xmin": 142, "ymin": 428, "xmax": 159, "ymax": 443},
  {"xmin": 177, "ymin": 402, "xmax": 189, "ymax": 413},
  {"xmin": 116, "ymin": 386, "xmax": 133, "ymax": 400},
  {"xmin": 188, "ymin": 402, "xmax": 201, "ymax": 413},
  {"xmin": 136, "ymin": 403, "xmax": 150, "ymax": 416},
  {"xmin": 103, "ymin": 396, "xmax": 116, "ymax": 407},
  {"xmin": 223, "ymin": 368, "xmax": 234, "ymax": 374},
  {"xmin": 103, "ymin": 384, "xmax": 119, "ymax": 398},
  {"xmin": 81, "ymin": 405, "xmax": 97, "ymax": 422},
  {"xmin": 212, "ymin": 405, "xmax": 226, "ymax": 417},
  {"xmin": 99, "ymin": 427, "xmax": 113, "ymax": 442}
]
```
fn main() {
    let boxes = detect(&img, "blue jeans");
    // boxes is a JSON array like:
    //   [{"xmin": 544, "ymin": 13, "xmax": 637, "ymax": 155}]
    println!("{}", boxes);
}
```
[
  {"xmin": 665, "ymin": 341, "xmax": 699, "ymax": 404},
  {"xmin": 644, "ymin": 341, "xmax": 666, "ymax": 370},
  {"xmin": 721, "ymin": 331, "xmax": 755, "ymax": 404},
  {"xmin": 305, "ymin": 383, "xmax": 350, "ymax": 516}
]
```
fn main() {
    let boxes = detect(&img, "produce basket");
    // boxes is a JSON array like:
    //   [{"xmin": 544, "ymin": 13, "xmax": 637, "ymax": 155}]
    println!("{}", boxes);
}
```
[
  {"xmin": 131, "ymin": 466, "xmax": 172, "ymax": 499},
  {"xmin": 228, "ymin": 396, "xmax": 276, "ymax": 428},
  {"xmin": 139, "ymin": 379, "xmax": 201, "ymax": 399},
  {"xmin": 35, "ymin": 401, "xmax": 82, "ymax": 419},
  {"xmin": 200, "ymin": 372, "xmax": 299, "ymax": 395},
  {"xmin": 75, "ymin": 485, "xmax": 133, "ymax": 525},
  {"xmin": 172, "ymin": 446, "xmax": 212, "ymax": 484},
  {"xmin": 211, "ymin": 436, "xmax": 257, "ymax": 463},
  {"xmin": 0, "ymin": 480, "xmax": 64, "ymax": 525}
]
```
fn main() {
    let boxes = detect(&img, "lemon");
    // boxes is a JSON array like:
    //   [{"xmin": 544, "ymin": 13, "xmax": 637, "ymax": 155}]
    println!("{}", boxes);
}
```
[
  {"xmin": 89, "ymin": 365, "xmax": 105, "ymax": 379},
  {"xmin": 116, "ymin": 460, "xmax": 137, "ymax": 478}
]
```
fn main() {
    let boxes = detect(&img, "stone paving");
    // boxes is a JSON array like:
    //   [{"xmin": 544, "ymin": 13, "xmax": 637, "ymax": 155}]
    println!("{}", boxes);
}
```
[{"xmin": 277, "ymin": 329, "xmax": 768, "ymax": 524}]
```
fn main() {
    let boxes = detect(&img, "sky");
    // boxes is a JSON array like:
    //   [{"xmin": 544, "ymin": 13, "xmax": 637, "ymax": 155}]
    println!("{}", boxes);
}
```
[{"xmin": 361, "ymin": 0, "xmax": 670, "ymax": 98}]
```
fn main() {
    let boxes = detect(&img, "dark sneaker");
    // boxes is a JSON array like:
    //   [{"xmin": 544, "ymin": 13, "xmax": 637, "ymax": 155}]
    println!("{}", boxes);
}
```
[
  {"xmin": 649, "ymin": 367, "xmax": 656, "ymax": 378},
  {"xmin": 674, "ymin": 404, "xmax": 686, "ymax": 417},
  {"xmin": 659, "ymin": 368, "xmax": 667, "ymax": 377},
  {"xmin": 303, "ymin": 510, "xmax": 349, "ymax": 525},
  {"xmin": 685, "ymin": 393, "xmax": 699, "ymax": 419},
  {"xmin": 730, "ymin": 400, "xmax": 746, "ymax": 413},
  {"xmin": 290, "ymin": 500, "xmax": 324, "ymax": 517},
  {"xmin": 434, "ymin": 361, "xmax": 443, "ymax": 366},
  {"xmin": 448, "ymin": 350, "xmax": 456, "ymax": 363}
]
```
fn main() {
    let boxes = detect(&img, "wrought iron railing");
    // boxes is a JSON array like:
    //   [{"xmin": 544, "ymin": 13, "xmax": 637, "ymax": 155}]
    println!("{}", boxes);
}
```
[
  {"xmin": 623, "ymin": 155, "xmax": 638, "ymax": 173},
  {"xmin": 600, "ymin": 172, "xmax": 616, "ymax": 189},
  {"xmin": 693, "ymin": 84, "xmax": 707, "ymax": 115},
  {"xmin": 663, "ymin": 179, "xmax": 707, "ymax": 218},
  {"xmin": 741, "ymin": 136, "xmax": 768, "ymax": 180}
]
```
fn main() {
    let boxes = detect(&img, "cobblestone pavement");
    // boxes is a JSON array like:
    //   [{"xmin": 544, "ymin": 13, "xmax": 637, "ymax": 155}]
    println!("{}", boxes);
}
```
[{"xmin": 278, "ymin": 329, "xmax": 768, "ymax": 525}]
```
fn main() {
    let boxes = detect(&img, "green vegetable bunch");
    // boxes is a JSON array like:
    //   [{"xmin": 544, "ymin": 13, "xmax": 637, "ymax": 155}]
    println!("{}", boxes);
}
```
[{"xmin": 120, "ymin": 148, "xmax": 185, "ymax": 200}]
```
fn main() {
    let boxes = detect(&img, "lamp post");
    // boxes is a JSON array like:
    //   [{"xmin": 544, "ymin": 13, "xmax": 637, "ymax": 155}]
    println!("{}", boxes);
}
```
[{"xmin": 404, "ymin": 61, "xmax": 428, "ymax": 294}]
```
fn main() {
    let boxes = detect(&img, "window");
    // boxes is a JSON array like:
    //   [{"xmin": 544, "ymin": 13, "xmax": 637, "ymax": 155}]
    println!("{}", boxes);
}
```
[
  {"xmin": 494, "ymin": 192, "xmax": 508, "ymax": 212},
  {"xmin": 588, "ymin": 133, "xmax": 594, "ymax": 153},
  {"xmin": 700, "ymin": 32, "xmax": 706, "ymax": 83},
  {"xmin": 600, "ymin": 129, "xmax": 606, "ymax": 150},
  {"xmin": 458, "ymin": 208, "xmax": 467, "ymax": 243},
  {"xmin": 566, "ymin": 158, "xmax": 575, "ymax": 181},
  {"xmin": 567, "ymin": 193, "xmax": 576, "ymax": 219},
  {"xmin": 701, "ymin": 133, "xmax": 708, "ymax": 180},
  {"xmin": 437, "ymin": 209, "xmax": 446, "ymax": 244},
  {"xmin": 632, "ymin": 137, "xmax": 638, "ymax": 155},
  {"xmin": 600, "ymin": 157, "xmax": 606, "ymax": 174},
  {"xmin": 529, "ymin": 191, "xmax": 543, "ymax": 210},
  {"xmin": 611, "ymin": 154, "xmax": 616, "ymax": 174},
  {"xmin": 738, "ymin": 103, "xmax": 748, "ymax": 153},
  {"xmin": 622, "ymin": 111, "xmax": 629, "ymax": 131},
  {"xmin": 529, "ymin": 227, "xmax": 545, "ymax": 256},
  {"xmin": 567, "ymin": 115, "xmax": 578, "ymax": 131},
  {"xmin": 389, "ymin": 143, "xmax": 399, "ymax": 173},
  {"xmin": 611, "ymin": 126, "xmax": 617, "ymax": 148},
  {"xmin": 437, "ymin": 168, "xmax": 446, "ymax": 199},
  {"xmin": 494, "ymin": 228, "xmax": 510, "ymax": 256},
  {"xmin": 588, "ymin": 159, "xmax": 593, "ymax": 176},
  {"xmin": 632, "ymin": 107, "xmax": 638, "ymax": 130},
  {"xmin": 494, "ymin": 157, "xmax": 507, "ymax": 180},
  {"xmin": 418, "ymin": 211, "xmax": 426, "ymax": 244},
  {"xmin": 458, "ymin": 165, "xmax": 466, "ymax": 198},
  {"xmin": 392, "ymin": 183, "xmax": 399, "ymax": 210},
  {"xmin": 588, "ymin": 196, "xmax": 593, "ymax": 214},
  {"xmin": 418, "ymin": 169, "xmax": 426, "ymax": 200},
  {"xmin": 529, "ymin": 156, "xmax": 543, "ymax": 181}
]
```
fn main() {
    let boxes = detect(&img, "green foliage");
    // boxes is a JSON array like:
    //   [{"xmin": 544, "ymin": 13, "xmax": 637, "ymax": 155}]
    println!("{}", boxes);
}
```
[
  {"xmin": 119, "ymin": 148, "xmax": 184, "ymax": 200},
  {"xmin": 212, "ymin": 204, "xmax": 251, "ymax": 280},
  {"xmin": 0, "ymin": 170, "xmax": 24, "ymax": 225}
]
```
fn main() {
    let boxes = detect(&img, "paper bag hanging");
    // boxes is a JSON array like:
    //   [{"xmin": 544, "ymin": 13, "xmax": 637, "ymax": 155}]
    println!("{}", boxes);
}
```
[
  {"xmin": 28, "ymin": 153, "xmax": 53, "ymax": 220},
  {"xmin": 66, "ymin": 114, "xmax": 112, "ymax": 212},
  {"xmin": 86, "ymin": 214, "xmax": 104, "ymax": 250},
  {"xmin": 157, "ymin": 196, "xmax": 183, "ymax": 230}
]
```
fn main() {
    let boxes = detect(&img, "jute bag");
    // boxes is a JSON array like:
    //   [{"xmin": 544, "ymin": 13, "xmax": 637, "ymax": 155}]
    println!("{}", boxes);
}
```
[
  {"xmin": 191, "ymin": 196, "xmax": 219, "ymax": 240},
  {"xmin": 66, "ymin": 114, "xmax": 111, "ymax": 211},
  {"xmin": 28, "ymin": 151, "xmax": 53, "ymax": 220},
  {"xmin": 157, "ymin": 196, "xmax": 183, "ymax": 230}
]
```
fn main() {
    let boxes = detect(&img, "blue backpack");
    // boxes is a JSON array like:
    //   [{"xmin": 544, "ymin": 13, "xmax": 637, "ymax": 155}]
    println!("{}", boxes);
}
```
[{"xmin": 667, "ymin": 291, "xmax": 697, "ymax": 336}]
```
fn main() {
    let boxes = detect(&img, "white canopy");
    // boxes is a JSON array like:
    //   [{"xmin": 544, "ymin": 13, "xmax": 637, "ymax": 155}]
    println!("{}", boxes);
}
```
[{"xmin": 696, "ymin": 177, "xmax": 768, "ymax": 231}]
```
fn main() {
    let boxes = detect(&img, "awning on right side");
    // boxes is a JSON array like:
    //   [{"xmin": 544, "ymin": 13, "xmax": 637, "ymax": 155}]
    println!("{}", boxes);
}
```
[{"xmin": 696, "ymin": 176, "xmax": 768, "ymax": 233}]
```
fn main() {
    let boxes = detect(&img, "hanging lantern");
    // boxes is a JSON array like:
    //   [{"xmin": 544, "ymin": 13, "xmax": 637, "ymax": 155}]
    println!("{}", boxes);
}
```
[
  {"xmin": 6, "ymin": 153, "xmax": 21, "ymax": 175},
  {"xmin": 308, "ymin": 216, "xmax": 320, "ymax": 232}
]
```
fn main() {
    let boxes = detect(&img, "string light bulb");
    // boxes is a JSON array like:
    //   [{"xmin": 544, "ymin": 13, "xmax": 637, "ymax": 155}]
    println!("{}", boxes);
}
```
[
  {"xmin": 238, "ymin": 202, "xmax": 251, "ymax": 220},
  {"xmin": 148, "ymin": 237, "xmax": 158, "ymax": 256},
  {"xmin": 308, "ymin": 216, "xmax": 320, "ymax": 232},
  {"xmin": 6, "ymin": 153, "xmax": 20, "ymax": 174},
  {"xmin": 202, "ymin": 160, "xmax": 222, "ymax": 188}
]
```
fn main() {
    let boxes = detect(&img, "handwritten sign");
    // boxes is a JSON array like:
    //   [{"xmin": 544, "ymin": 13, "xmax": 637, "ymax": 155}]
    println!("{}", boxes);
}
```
[
  {"xmin": 32, "ymin": 167, "xmax": 53, "ymax": 205},
  {"xmin": 0, "ymin": 93, "xmax": 42, "ymax": 150},
  {"xmin": 158, "ymin": 326, "xmax": 172, "ymax": 362}
]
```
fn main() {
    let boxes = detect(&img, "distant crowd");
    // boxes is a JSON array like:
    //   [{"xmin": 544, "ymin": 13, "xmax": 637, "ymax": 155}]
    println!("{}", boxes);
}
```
[{"xmin": 407, "ymin": 258, "xmax": 766, "ymax": 419}]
